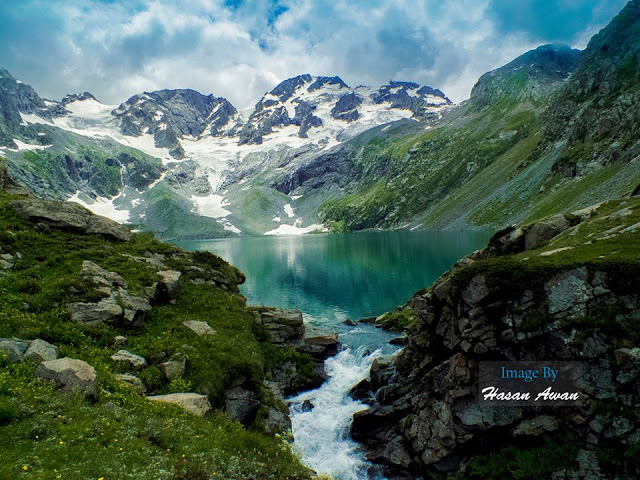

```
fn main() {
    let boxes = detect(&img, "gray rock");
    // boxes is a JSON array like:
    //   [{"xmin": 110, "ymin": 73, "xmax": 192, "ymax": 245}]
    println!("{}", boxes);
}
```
[
  {"xmin": 67, "ymin": 299, "xmax": 123, "ymax": 326},
  {"xmin": 0, "ymin": 339, "xmax": 25, "ymax": 363},
  {"xmin": 260, "ymin": 382, "xmax": 292, "ymax": 434},
  {"xmin": 24, "ymin": 339, "xmax": 60, "ymax": 363},
  {"xmin": 158, "ymin": 357, "xmax": 186, "ymax": 381},
  {"xmin": 35, "ymin": 357, "xmax": 97, "ymax": 398},
  {"xmin": 110, "ymin": 350, "xmax": 147, "ymax": 371},
  {"xmin": 462, "ymin": 275, "xmax": 490, "ymax": 307},
  {"xmin": 251, "ymin": 307, "xmax": 304, "ymax": 346},
  {"xmin": 155, "ymin": 270, "xmax": 182, "ymax": 300},
  {"xmin": 114, "ymin": 335, "xmax": 127, "ymax": 347},
  {"xmin": 604, "ymin": 417, "xmax": 634, "ymax": 438},
  {"xmin": 225, "ymin": 378, "xmax": 260, "ymax": 425},
  {"xmin": 81, "ymin": 260, "xmax": 127, "ymax": 287},
  {"xmin": 545, "ymin": 267, "xmax": 591, "ymax": 316},
  {"xmin": 614, "ymin": 347, "xmax": 640, "ymax": 367},
  {"xmin": 513, "ymin": 415, "xmax": 559, "ymax": 436},
  {"xmin": 147, "ymin": 393, "xmax": 212, "ymax": 417},
  {"xmin": 183, "ymin": 320, "xmax": 216, "ymax": 336},
  {"xmin": 11, "ymin": 198, "xmax": 131, "ymax": 241},
  {"xmin": 115, "ymin": 373, "xmax": 146, "ymax": 394},
  {"xmin": 524, "ymin": 213, "xmax": 572, "ymax": 250}
]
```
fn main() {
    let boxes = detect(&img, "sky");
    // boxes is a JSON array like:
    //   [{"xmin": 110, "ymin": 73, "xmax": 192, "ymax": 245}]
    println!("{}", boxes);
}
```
[{"xmin": 0, "ymin": 0, "xmax": 629, "ymax": 108}]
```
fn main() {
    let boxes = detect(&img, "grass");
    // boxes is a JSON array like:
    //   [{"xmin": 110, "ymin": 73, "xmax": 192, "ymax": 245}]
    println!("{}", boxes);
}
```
[
  {"xmin": 455, "ymin": 434, "xmax": 579, "ymax": 480},
  {"xmin": 0, "ymin": 189, "xmax": 312, "ymax": 479},
  {"xmin": 376, "ymin": 308, "xmax": 416, "ymax": 332}
]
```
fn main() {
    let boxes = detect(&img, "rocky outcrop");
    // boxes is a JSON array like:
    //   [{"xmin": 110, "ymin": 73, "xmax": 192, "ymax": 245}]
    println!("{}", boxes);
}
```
[
  {"xmin": 147, "ymin": 393, "xmax": 212, "ymax": 417},
  {"xmin": 11, "ymin": 199, "xmax": 131, "ymax": 241},
  {"xmin": 0, "ymin": 161, "xmax": 28, "ymax": 195},
  {"xmin": 67, "ymin": 261, "xmax": 151, "ymax": 327},
  {"xmin": 352, "ymin": 203, "xmax": 640, "ymax": 478},
  {"xmin": 35, "ymin": 357, "xmax": 97, "ymax": 399},
  {"xmin": 251, "ymin": 307, "xmax": 341, "ymax": 394},
  {"xmin": 225, "ymin": 377, "xmax": 261, "ymax": 425},
  {"xmin": 251, "ymin": 307, "xmax": 305, "ymax": 347}
]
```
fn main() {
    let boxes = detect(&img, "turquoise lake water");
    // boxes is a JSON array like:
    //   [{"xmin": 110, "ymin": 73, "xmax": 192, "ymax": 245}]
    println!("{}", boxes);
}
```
[{"xmin": 176, "ymin": 230, "xmax": 490, "ymax": 479}]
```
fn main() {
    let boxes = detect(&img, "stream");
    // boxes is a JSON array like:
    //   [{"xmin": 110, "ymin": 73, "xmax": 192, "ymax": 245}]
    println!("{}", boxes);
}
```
[{"xmin": 176, "ymin": 230, "xmax": 489, "ymax": 479}]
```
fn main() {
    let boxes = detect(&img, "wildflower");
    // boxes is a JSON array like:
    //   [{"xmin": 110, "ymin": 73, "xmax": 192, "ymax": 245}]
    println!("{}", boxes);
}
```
[
  {"xmin": 59, "ymin": 441, "xmax": 64, "ymax": 445},
  {"xmin": 22, "ymin": 466, "xmax": 28, "ymax": 471}
]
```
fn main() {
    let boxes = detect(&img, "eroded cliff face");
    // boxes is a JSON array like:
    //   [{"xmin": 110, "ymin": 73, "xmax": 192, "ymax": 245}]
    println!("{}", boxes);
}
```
[{"xmin": 352, "ymin": 196, "xmax": 640, "ymax": 479}]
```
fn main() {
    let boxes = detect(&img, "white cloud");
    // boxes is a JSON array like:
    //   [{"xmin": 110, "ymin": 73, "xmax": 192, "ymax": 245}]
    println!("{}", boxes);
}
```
[{"xmin": 0, "ymin": 0, "xmax": 626, "ymax": 107}]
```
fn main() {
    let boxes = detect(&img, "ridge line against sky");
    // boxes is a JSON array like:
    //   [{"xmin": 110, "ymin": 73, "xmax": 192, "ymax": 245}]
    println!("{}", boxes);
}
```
[{"xmin": 0, "ymin": 0, "xmax": 629, "ymax": 108}]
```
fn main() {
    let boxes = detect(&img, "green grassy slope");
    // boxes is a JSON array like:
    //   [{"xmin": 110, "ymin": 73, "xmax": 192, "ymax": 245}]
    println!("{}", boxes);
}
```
[
  {"xmin": 318, "ymin": 5, "xmax": 640, "ymax": 234},
  {"xmin": 0, "ymin": 185, "xmax": 311, "ymax": 479}
]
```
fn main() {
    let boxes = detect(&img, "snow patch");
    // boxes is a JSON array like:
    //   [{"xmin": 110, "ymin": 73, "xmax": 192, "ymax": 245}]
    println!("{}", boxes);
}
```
[
  {"xmin": 8, "ymin": 139, "xmax": 51, "ymax": 151},
  {"xmin": 191, "ymin": 194, "xmax": 231, "ymax": 218},
  {"xmin": 284, "ymin": 203, "xmax": 295, "ymax": 218},
  {"xmin": 68, "ymin": 192, "xmax": 130, "ymax": 223},
  {"xmin": 264, "ymin": 223, "xmax": 326, "ymax": 235}
]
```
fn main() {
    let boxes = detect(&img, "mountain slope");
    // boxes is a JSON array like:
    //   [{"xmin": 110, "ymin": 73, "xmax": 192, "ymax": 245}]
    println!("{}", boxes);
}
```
[
  {"xmin": 317, "ymin": 7, "xmax": 640, "ymax": 233},
  {"xmin": 0, "ymin": 168, "xmax": 317, "ymax": 478}
]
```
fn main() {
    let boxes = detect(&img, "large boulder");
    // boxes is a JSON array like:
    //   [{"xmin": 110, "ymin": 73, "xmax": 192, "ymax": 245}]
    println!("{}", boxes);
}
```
[
  {"xmin": 524, "ymin": 213, "xmax": 573, "ymax": 250},
  {"xmin": 67, "ymin": 299, "xmax": 124, "ymax": 326},
  {"xmin": 24, "ymin": 339, "xmax": 60, "ymax": 363},
  {"xmin": 155, "ymin": 270, "xmax": 182, "ymax": 300},
  {"xmin": 147, "ymin": 393, "xmax": 212, "ymax": 417},
  {"xmin": 11, "ymin": 198, "xmax": 131, "ymax": 241},
  {"xmin": 35, "ymin": 357, "xmax": 97, "ymax": 398}
]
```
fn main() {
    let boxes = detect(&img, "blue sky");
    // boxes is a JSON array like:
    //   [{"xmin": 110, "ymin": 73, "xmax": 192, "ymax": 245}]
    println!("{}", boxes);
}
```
[{"xmin": 0, "ymin": 0, "xmax": 629, "ymax": 107}]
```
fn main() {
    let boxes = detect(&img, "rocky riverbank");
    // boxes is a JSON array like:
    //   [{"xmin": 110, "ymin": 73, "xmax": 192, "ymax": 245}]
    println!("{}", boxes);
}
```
[{"xmin": 351, "ymin": 194, "xmax": 640, "ymax": 479}]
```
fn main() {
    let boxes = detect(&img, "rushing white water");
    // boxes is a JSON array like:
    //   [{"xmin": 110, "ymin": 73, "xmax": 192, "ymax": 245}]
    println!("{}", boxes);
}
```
[{"xmin": 288, "ymin": 346, "xmax": 385, "ymax": 480}]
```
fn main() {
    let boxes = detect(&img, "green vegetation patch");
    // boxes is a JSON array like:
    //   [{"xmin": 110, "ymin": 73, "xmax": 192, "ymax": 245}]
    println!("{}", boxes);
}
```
[{"xmin": 0, "ymin": 190, "xmax": 311, "ymax": 479}]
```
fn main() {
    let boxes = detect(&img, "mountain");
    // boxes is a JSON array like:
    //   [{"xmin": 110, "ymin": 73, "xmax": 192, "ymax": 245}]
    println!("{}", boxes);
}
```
[
  {"xmin": 469, "ymin": 44, "xmax": 581, "ymax": 108},
  {"xmin": 317, "ymin": 5, "xmax": 640, "ymax": 233},
  {"xmin": 0, "ymin": 3, "xmax": 638, "ymax": 240},
  {"xmin": 0, "ymin": 71, "xmax": 452, "ymax": 238}
]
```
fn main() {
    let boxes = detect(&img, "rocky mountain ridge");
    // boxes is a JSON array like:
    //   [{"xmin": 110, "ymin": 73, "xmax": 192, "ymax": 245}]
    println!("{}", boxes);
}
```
[{"xmin": 0, "ymin": 69, "xmax": 452, "ymax": 238}]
